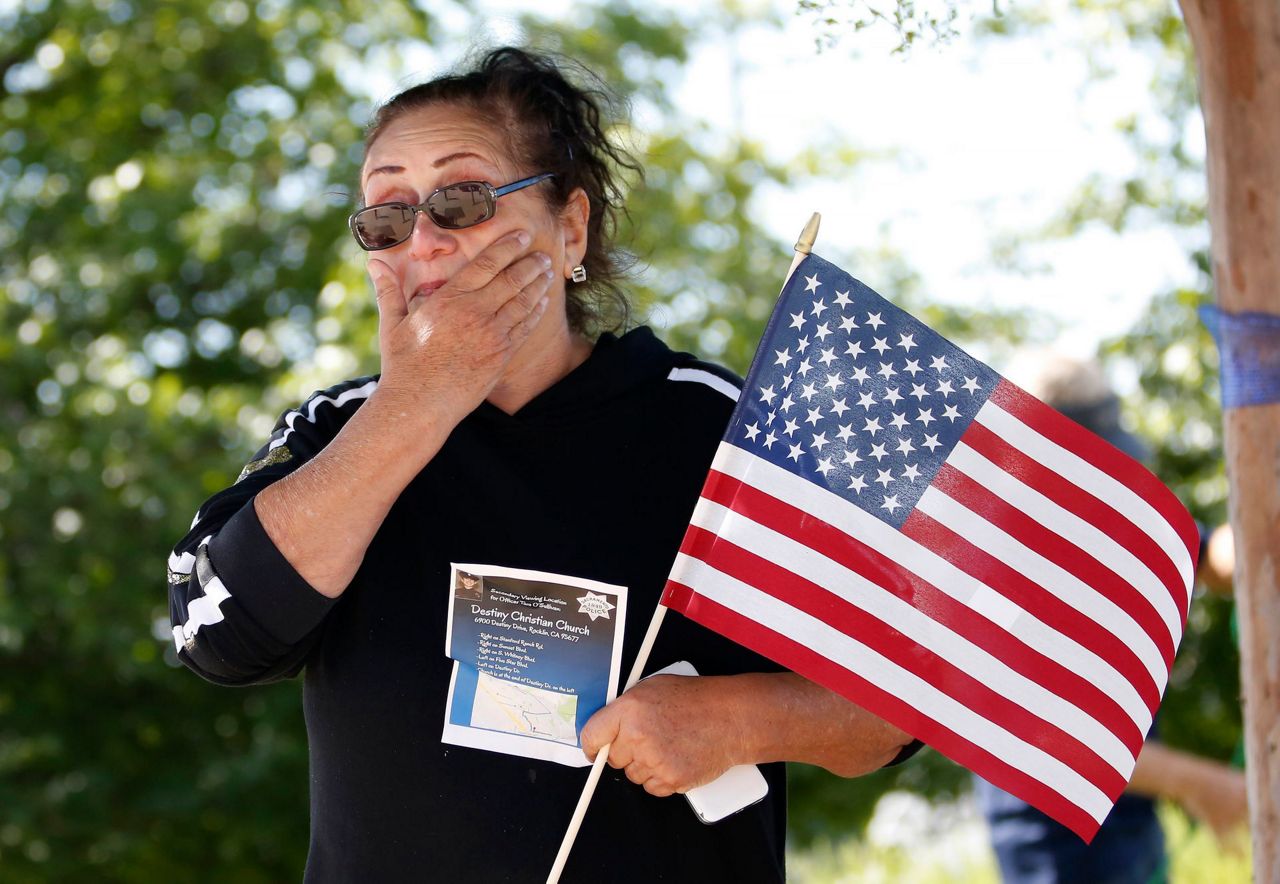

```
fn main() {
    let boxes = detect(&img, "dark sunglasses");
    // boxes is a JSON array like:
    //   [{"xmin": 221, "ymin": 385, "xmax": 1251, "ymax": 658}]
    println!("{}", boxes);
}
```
[{"xmin": 349, "ymin": 172, "xmax": 555, "ymax": 251}]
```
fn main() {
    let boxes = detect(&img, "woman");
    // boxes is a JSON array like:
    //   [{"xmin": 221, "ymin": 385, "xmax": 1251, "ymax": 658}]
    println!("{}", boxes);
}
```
[{"xmin": 167, "ymin": 47, "xmax": 910, "ymax": 882}]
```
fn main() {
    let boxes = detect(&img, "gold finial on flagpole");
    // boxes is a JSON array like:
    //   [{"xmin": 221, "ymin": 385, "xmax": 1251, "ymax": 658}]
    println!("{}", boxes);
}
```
[
  {"xmin": 784, "ymin": 211, "xmax": 821, "ymax": 284},
  {"xmin": 794, "ymin": 211, "xmax": 820, "ymax": 255}
]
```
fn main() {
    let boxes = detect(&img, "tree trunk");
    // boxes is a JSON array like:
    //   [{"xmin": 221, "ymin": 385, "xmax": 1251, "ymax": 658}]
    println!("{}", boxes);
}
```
[{"xmin": 1178, "ymin": 1, "xmax": 1280, "ymax": 877}]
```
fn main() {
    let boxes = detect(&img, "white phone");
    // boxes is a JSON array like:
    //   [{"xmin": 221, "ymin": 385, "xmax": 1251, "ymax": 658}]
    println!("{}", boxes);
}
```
[{"xmin": 647, "ymin": 661, "xmax": 770, "ymax": 824}]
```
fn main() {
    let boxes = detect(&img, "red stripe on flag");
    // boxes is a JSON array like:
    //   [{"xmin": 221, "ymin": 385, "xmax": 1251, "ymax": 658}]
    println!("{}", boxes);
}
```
[
  {"xmin": 930, "ymin": 464, "xmax": 1177, "ymax": 670},
  {"xmin": 962, "ymin": 420, "xmax": 1189, "ymax": 626},
  {"xmin": 663, "ymin": 581, "xmax": 1106, "ymax": 843},
  {"xmin": 988, "ymin": 381, "xmax": 1199, "ymax": 566},
  {"xmin": 678, "ymin": 524, "xmax": 1129, "ymax": 796},
  {"xmin": 901, "ymin": 507, "xmax": 1162, "ymax": 718},
  {"xmin": 679, "ymin": 503, "xmax": 1133, "ymax": 791},
  {"xmin": 698, "ymin": 469, "xmax": 1149, "ymax": 753}
]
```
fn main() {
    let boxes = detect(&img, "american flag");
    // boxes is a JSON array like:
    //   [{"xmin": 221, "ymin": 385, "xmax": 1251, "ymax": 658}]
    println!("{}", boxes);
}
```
[{"xmin": 662, "ymin": 254, "xmax": 1198, "ymax": 841}]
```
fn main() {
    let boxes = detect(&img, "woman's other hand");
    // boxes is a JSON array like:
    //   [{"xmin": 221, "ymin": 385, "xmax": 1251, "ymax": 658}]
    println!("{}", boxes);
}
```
[
  {"xmin": 580, "ymin": 675, "xmax": 749, "ymax": 797},
  {"xmin": 580, "ymin": 672, "xmax": 911, "ymax": 798}
]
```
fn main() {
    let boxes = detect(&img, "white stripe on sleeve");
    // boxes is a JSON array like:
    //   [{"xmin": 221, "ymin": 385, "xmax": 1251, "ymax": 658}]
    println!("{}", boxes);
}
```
[{"xmin": 667, "ymin": 367, "xmax": 741, "ymax": 402}]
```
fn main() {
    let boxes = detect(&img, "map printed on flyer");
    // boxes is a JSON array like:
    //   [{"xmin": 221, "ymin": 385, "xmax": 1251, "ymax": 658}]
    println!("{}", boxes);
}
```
[{"xmin": 443, "ymin": 563, "xmax": 628, "ymax": 767}]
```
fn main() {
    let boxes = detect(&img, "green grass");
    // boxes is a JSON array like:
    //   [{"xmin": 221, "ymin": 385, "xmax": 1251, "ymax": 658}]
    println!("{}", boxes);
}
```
[
  {"xmin": 788, "ymin": 796, "xmax": 1252, "ymax": 883},
  {"xmin": 788, "ymin": 792, "xmax": 998, "ymax": 883},
  {"xmin": 1161, "ymin": 805, "xmax": 1251, "ymax": 884}
]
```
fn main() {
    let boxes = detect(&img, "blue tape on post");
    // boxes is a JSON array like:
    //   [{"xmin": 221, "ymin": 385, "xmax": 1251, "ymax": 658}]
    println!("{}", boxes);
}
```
[{"xmin": 1200, "ymin": 306, "xmax": 1280, "ymax": 408}]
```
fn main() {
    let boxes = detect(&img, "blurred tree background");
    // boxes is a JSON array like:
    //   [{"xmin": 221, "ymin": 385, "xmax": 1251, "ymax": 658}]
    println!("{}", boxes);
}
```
[
  {"xmin": 775, "ymin": 1, "xmax": 1241, "ymax": 864},
  {"xmin": 0, "ymin": 0, "xmax": 1237, "ymax": 879},
  {"xmin": 979, "ymin": 0, "xmax": 1240, "ymax": 766}
]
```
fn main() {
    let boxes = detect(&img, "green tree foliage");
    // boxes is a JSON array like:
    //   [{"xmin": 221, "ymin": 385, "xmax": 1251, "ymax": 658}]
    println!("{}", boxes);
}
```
[
  {"xmin": 1, "ymin": 0, "xmax": 1034, "ymax": 875},
  {"xmin": 788, "ymin": 0, "xmax": 1242, "ymax": 848},
  {"xmin": 986, "ymin": 0, "xmax": 1242, "ymax": 767},
  {"xmin": 2, "ymin": 0, "xmax": 403, "ymax": 877},
  {"xmin": 1101, "ymin": 280, "xmax": 1241, "ymax": 764},
  {"xmin": 821, "ymin": 0, "xmax": 1245, "ymax": 767}
]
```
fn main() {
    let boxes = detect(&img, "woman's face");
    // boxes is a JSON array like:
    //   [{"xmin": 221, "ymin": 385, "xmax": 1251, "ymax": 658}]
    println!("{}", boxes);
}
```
[{"xmin": 359, "ymin": 104, "xmax": 585, "ymax": 312}]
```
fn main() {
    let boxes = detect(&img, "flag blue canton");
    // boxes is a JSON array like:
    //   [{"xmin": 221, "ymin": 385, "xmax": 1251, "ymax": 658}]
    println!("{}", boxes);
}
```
[{"xmin": 728, "ymin": 254, "xmax": 1000, "ymax": 528}]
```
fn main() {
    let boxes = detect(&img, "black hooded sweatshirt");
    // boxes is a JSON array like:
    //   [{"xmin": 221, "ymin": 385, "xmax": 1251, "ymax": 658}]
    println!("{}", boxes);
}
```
[{"xmin": 168, "ymin": 327, "xmax": 788, "ymax": 883}]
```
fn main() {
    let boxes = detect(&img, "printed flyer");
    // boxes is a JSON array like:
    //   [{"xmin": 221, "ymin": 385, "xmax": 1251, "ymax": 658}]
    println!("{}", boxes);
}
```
[{"xmin": 443, "ymin": 563, "xmax": 628, "ymax": 767}]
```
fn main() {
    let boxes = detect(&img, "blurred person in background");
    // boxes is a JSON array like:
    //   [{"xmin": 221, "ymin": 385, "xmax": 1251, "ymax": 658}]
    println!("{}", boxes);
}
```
[{"xmin": 975, "ymin": 352, "xmax": 1247, "ymax": 884}]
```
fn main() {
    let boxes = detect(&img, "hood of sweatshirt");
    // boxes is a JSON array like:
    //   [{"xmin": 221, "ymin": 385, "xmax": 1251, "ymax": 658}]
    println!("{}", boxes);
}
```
[{"xmin": 471, "ymin": 326, "xmax": 679, "ymax": 428}]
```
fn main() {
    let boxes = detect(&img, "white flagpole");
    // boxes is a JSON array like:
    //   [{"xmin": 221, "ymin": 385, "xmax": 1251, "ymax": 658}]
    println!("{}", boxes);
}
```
[
  {"xmin": 544, "ymin": 605, "xmax": 667, "ymax": 884},
  {"xmin": 544, "ymin": 212, "xmax": 821, "ymax": 884}
]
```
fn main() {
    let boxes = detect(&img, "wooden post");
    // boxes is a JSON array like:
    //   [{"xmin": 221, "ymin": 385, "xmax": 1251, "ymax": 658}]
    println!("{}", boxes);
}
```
[{"xmin": 1177, "ymin": 1, "xmax": 1280, "ymax": 877}]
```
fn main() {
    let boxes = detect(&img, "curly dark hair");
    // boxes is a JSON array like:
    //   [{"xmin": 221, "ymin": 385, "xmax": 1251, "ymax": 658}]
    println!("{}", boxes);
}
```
[{"xmin": 363, "ymin": 47, "xmax": 642, "ymax": 337}]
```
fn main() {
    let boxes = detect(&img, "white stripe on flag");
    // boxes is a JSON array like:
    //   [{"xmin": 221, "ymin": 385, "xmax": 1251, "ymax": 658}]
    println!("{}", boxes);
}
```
[
  {"xmin": 688, "ymin": 496, "xmax": 1137, "ymax": 778},
  {"xmin": 975, "ymin": 400, "xmax": 1194, "ymax": 593},
  {"xmin": 916, "ymin": 486, "xmax": 1167, "ymax": 694},
  {"xmin": 946, "ymin": 442, "xmax": 1183, "ymax": 647},
  {"xmin": 710, "ymin": 443, "xmax": 1153, "ymax": 733},
  {"xmin": 669, "ymin": 551, "xmax": 1115, "ymax": 824}
]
